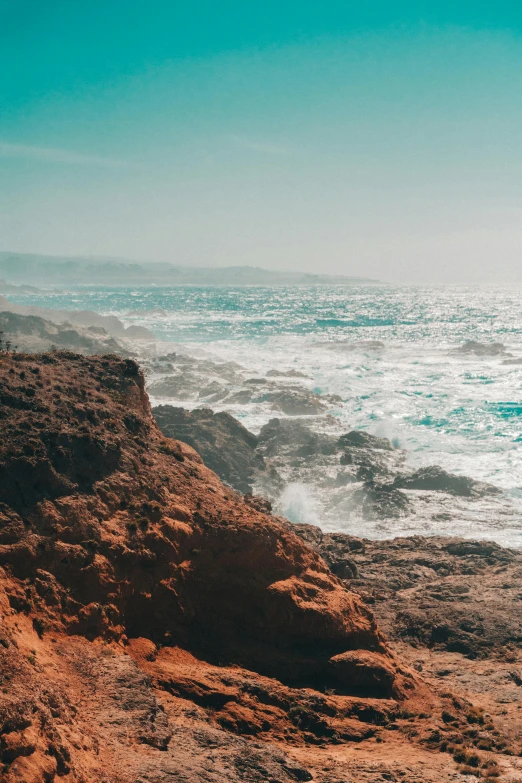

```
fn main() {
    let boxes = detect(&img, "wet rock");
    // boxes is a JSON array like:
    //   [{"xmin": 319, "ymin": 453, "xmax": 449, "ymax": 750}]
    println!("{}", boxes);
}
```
[
  {"xmin": 351, "ymin": 482, "xmax": 411, "ymax": 519},
  {"xmin": 502, "ymin": 357, "xmax": 522, "ymax": 365},
  {"xmin": 453, "ymin": 341, "xmax": 508, "ymax": 356},
  {"xmin": 148, "ymin": 373, "xmax": 199, "ymax": 399},
  {"xmin": 393, "ymin": 466, "xmax": 500, "ymax": 497},
  {"xmin": 338, "ymin": 431, "xmax": 394, "ymax": 452},
  {"xmin": 124, "ymin": 324, "xmax": 155, "ymax": 340},
  {"xmin": 266, "ymin": 369, "xmax": 309, "ymax": 378},
  {"xmin": 258, "ymin": 418, "xmax": 338, "ymax": 460},
  {"xmin": 261, "ymin": 388, "xmax": 331, "ymax": 415}
]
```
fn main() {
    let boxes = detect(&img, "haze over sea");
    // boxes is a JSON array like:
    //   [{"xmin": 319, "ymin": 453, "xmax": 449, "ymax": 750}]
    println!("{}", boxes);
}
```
[{"xmin": 10, "ymin": 283, "xmax": 522, "ymax": 546}]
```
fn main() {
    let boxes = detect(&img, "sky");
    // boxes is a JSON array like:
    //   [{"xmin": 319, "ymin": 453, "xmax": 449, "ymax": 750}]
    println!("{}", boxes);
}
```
[{"xmin": 1, "ymin": 1, "xmax": 522, "ymax": 283}]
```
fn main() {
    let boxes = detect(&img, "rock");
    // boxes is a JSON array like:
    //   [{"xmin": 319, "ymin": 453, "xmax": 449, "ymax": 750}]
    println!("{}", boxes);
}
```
[
  {"xmin": 393, "ymin": 466, "xmax": 500, "ymax": 497},
  {"xmin": 244, "ymin": 493, "xmax": 273, "ymax": 514},
  {"xmin": 288, "ymin": 523, "xmax": 522, "ymax": 662},
  {"xmin": 261, "ymin": 388, "xmax": 330, "ymax": 415},
  {"xmin": 0, "ymin": 295, "xmax": 155, "ymax": 342},
  {"xmin": 198, "ymin": 380, "xmax": 229, "ymax": 402},
  {"xmin": 0, "ymin": 352, "xmax": 517, "ymax": 781},
  {"xmin": 258, "ymin": 418, "xmax": 339, "ymax": 459},
  {"xmin": 453, "ymin": 341, "xmax": 508, "ymax": 356},
  {"xmin": 153, "ymin": 405, "xmax": 262, "ymax": 493},
  {"xmin": 351, "ymin": 482, "xmax": 412, "ymax": 519},
  {"xmin": 146, "ymin": 353, "xmax": 244, "ymax": 403},
  {"xmin": 124, "ymin": 324, "xmax": 155, "ymax": 340},
  {"xmin": 0, "ymin": 311, "xmax": 131, "ymax": 356},
  {"xmin": 147, "ymin": 373, "xmax": 197, "ymax": 399},
  {"xmin": 338, "ymin": 430, "xmax": 405, "ymax": 482},
  {"xmin": 329, "ymin": 650, "xmax": 398, "ymax": 698},
  {"xmin": 338, "ymin": 431, "xmax": 394, "ymax": 452},
  {"xmin": 266, "ymin": 369, "xmax": 309, "ymax": 378}
]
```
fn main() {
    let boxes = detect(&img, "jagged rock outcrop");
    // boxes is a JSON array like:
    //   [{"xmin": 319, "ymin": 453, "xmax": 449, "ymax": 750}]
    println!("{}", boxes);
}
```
[{"xmin": 2, "ymin": 351, "xmax": 470, "ymax": 783}]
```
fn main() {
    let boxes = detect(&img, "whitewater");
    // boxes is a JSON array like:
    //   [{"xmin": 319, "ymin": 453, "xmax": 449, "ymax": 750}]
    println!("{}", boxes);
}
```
[{"xmin": 10, "ymin": 284, "xmax": 522, "ymax": 547}]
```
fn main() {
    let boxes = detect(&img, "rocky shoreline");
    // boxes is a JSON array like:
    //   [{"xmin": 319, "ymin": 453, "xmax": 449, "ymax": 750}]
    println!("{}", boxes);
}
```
[{"xmin": 0, "ymin": 350, "xmax": 520, "ymax": 781}]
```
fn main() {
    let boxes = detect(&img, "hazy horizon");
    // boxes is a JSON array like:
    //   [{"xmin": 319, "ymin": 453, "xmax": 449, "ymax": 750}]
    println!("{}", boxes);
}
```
[{"xmin": 2, "ymin": 2, "xmax": 522, "ymax": 283}]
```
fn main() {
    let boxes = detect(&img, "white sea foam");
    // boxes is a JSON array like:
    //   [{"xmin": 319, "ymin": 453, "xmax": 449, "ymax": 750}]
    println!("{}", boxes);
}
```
[{"xmin": 10, "ymin": 283, "xmax": 522, "ymax": 545}]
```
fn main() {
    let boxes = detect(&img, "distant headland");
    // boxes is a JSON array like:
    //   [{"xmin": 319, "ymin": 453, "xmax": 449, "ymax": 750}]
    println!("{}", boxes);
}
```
[{"xmin": 0, "ymin": 251, "xmax": 381, "ymax": 287}]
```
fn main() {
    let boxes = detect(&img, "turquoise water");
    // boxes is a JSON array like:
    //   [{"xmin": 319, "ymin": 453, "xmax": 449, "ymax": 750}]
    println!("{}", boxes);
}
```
[
  {"xmin": 10, "ymin": 284, "xmax": 522, "ymax": 343},
  {"xmin": 9, "ymin": 284, "xmax": 522, "ymax": 544}
]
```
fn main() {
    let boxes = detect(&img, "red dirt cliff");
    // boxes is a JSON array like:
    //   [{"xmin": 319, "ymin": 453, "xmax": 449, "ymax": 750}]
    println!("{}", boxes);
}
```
[{"xmin": 0, "ymin": 353, "xmax": 508, "ymax": 782}]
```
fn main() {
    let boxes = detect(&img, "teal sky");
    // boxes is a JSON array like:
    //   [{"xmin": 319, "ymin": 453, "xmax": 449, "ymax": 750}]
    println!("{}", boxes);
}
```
[{"xmin": 2, "ymin": 1, "xmax": 522, "ymax": 282}]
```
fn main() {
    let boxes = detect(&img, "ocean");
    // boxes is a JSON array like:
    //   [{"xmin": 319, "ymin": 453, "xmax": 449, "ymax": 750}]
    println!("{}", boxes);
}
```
[{"xmin": 9, "ymin": 284, "xmax": 522, "ymax": 546}]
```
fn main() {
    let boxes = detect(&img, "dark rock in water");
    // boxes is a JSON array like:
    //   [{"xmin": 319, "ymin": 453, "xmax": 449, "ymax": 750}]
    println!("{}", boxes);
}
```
[
  {"xmin": 198, "ymin": 380, "xmax": 229, "ymax": 403},
  {"xmin": 352, "ymin": 482, "xmax": 411, "ymax": 519},
  {"xmin": 338, "ymin": 431, "xmax": 404, "ymax": 481},
  {"xmin": 124, "ymin": 324, "xmax": 155, "ymax": 340},
  {"xmin": 453, "ymin": 341, "xmax": 508, "ymax": 356},
  {"xmin": 153, "ymin": 405, "xmax": 263, "ymax": 493},
  {"xmin": 260, "ymin": 387, "xmax": 330, "ymax": 415},
  {"xmin": 148, "ymin": 374, "xmax": 196, "ymax": 399},
  {"xmin": 227, "ymin": 388, "xmax": 254, "ymax": 404},
  {"xmin": 258, "ymin": 418, "xmax": 338, "ymax": 459},
  {"xmin": 502, "ymin": 357, "xmax": 522, "ymax": 365},
  {"xmin": 338, "ymin": 430, "xmax": 394, "ymax": 452},
  {"xmin": 146, "ymin": 353, "xmax": 244, "ymax": 403},
  {"xmin": 266, "ymin": 369, "xmax": 308, "ymax": 378},
  {"xmin": 393, "ymin": 466, "xmax": 500, "ymax": 497}
]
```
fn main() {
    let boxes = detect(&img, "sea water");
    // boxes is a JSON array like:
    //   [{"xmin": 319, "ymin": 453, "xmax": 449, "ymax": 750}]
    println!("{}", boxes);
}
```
[{"xmin": 10, "ymin": 284, "xmax": 522, "ymax": 545}]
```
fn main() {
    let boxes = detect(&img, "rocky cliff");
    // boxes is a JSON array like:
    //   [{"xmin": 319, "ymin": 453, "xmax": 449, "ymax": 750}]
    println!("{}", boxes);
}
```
[{"xmin": 0, "ymin": 352, "xmax": 516, "ymax": 782}]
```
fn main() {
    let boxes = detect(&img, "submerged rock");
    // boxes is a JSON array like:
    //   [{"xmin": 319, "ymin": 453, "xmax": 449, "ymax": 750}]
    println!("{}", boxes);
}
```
[
  {"xmin": 453, "ymin": 340, "xmax": 508, "ymax": 356},
  {"xmin": 266, "ymin": 368, "xmax": 309, "ymax": 378}
]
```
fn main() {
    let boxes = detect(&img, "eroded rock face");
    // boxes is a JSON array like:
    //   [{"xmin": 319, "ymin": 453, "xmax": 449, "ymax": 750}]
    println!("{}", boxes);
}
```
[
  {"xmin": 0, "ymin": 351, "xmax": 443, "ymax": 783},
  {"xmin": 152, "ymin": 405, "xmax": 263, "ymax": 494},
  {"xmin": 287, "ymin": 524, "xmax": 522, "ymax": 661},
  {"xmin": 0, "ymin": 353, "xmax": 392, "ymax": 680}
]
